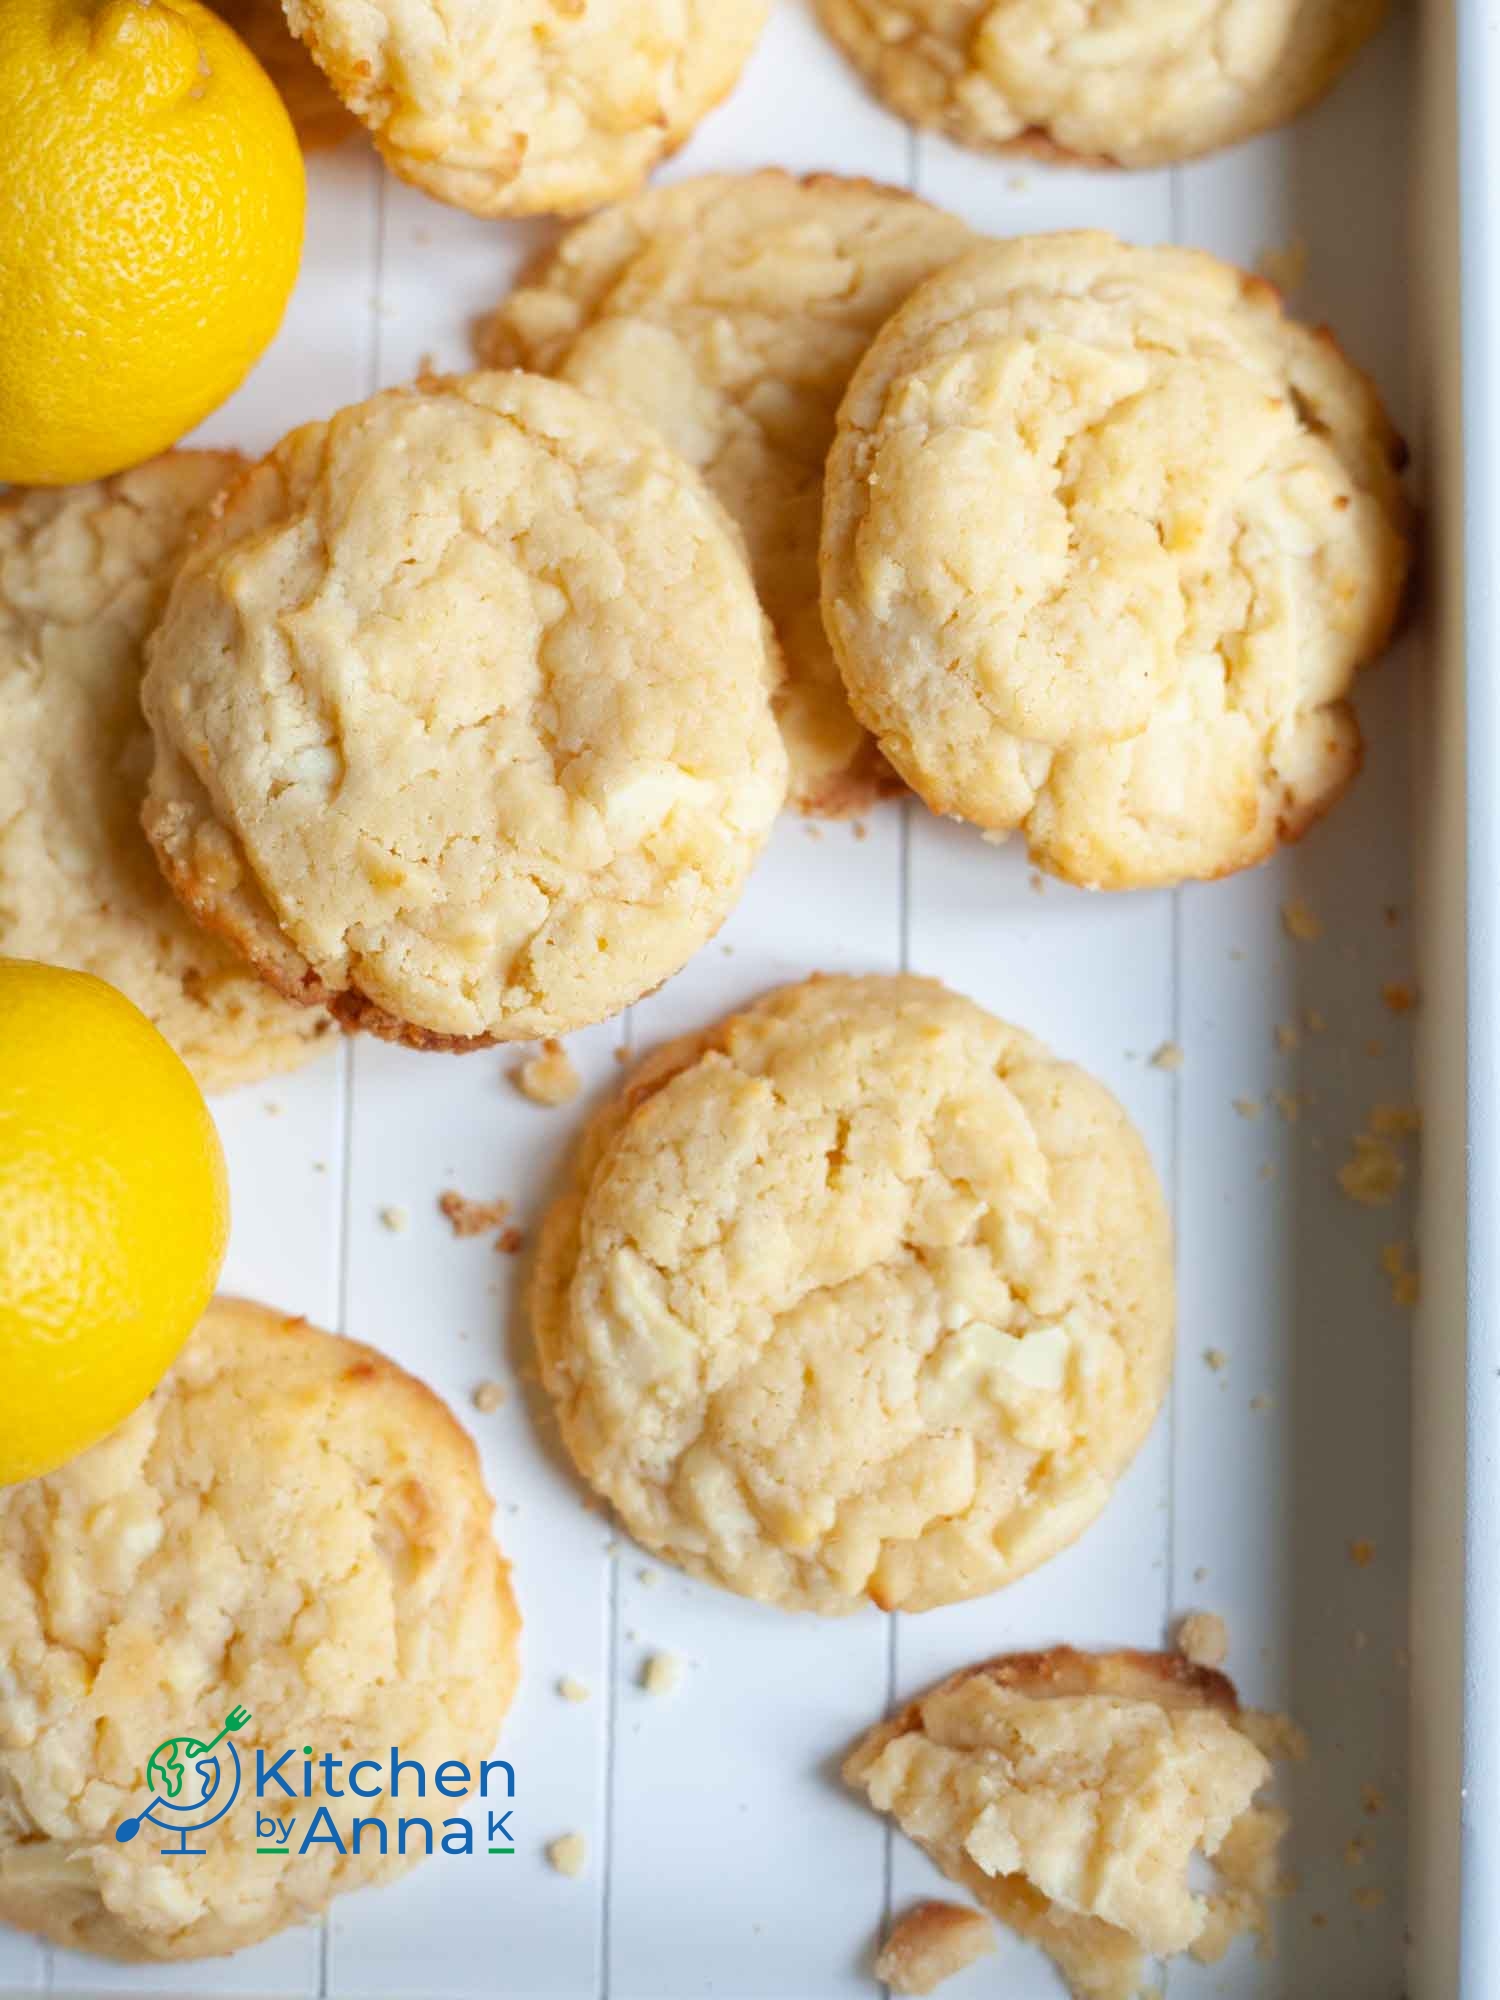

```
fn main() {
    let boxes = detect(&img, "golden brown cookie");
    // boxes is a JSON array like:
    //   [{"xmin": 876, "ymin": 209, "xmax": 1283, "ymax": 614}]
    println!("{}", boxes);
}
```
[
  {"xmin": 845, "ymin": 1647, "xmax": 1292, "ymax": 2000},
  {"xmin": 532, "ymin": 974, "xmax": 1173, "ymax": 1614},
  {"xmin": 141, "ymin": 372, "xmax": 787, "ymax": 1050},
  {"xmin": 283, "ymin": 0, "xmax": 769, "ymax": 216},
  {"xmin": 481, "ymin": 172, "xmax": 978, "ymax": 813},
  {"xmin": 821, "ymin": 233, "xmax": 1411, "ymax": 888},
  {"xmin": 0, "ymin": 457, "xmax": 333, "ymax": 1092},
  {"xmin": 0, "ymin": 1298, "xmax": 521, "ymax": 1962},
  {"xmin": 816, "ymin": 0, "xmax": 1389, "ymax": 167}
]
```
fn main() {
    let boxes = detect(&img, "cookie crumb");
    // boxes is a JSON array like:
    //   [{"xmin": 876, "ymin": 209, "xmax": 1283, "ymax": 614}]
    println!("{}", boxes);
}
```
[
  {"xmin": 547, "ymin": 1833, "xmax": 587, "ymax": 1878},
  {"xmin": 264, "ymin": 1100, "xmax": 283, "ymax": 1117},
  {"xmin": 1304, "ymin": 1008, "xmax": 1327, "ymax": 1034},
  {"xmin": 494, "ymin": 1225, "xmax": 526, "ymax": 1255},
  {"xmin": 514, "ymin": 1038, "xmax": 581, "ymax": 1107},
  {"xmin": 1353, "ymin": 1884, "xmax": 1386, "ymax": 1911},
  {"xmin": 1338, "ymin": 1131, "xmax": 1404, "ymax": 1208},
  {"xmin": 614, "ymin": 1045, "xmax": 632, "ymax": 1065},
  {"xmin": 642, "ymin": 1651, "xmax": 683, "ymax": 1698},
  {"xmin": 439, "ymin": 1189, "xmax": 511, "ymax": 1238},
  {"xmin": 1282, "ymin": 898, "xmax": 1322, "ymax": 943},
  {"xmin": 1344, "ymin": 1835, "xmax": 1370, "ymax": 1868},
  {"xmin": 875, "ymin": 1902, "xmax": 994, "ymax": 1995},
  {"xmin": 1274, "ymin": 1023, "xmax": 1300, "ymax": 1052},
  {"xmin": 1270, "ymin": 1088, "xmax": 1301, "ymax": 1124},
  {"xmin": 378, "ymin": 1204, "xmax": 408, "ymax": 1234},
  {"xmin": 1382, "ymin": 981, "xmax": 1418, "ymax": 1015},
  {"xmin": 1349, "ymin": 1539, "xmax": 1377, "ymax": 1568},
  {"xmin": 1361, "ymin": 1784, "xmax": 1385, "ymax": 1816},
  {"xmin": 1372, "ymin": 1102, "xmax": 1421, "ymax": 1139},
  {"xmin": 557, "ymin": 1676, "xmax": 590, "ymax": 1704},
  {"xmin": 637, "ymin": 1567, "xmax": 659, "ymax": 1588},
  {"xmin": 1204, "ymin": 1347, "xmax": 1229, "ymax": 1373},
  {"xmin": 1382, "ymin": 1241, "xmax": 1421, "ymax": 1308},
  {"xmin": 1176, "ymin": 1611, "xmax": 1229, "ymax": 1669},
  {"xmin": 1232, "ymin": 1097, "xmax": 1262, "ymax": 1120},
  {"xmin": 1150, "ymin": 1041, "xmax": 1184, "ymax": 1071},
  {"xmin": 472, "ymin": 1380, "xmax": 507, "ymax": 1414}
]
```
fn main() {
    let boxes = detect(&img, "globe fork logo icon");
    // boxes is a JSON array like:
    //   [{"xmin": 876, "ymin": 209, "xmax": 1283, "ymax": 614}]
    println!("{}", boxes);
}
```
[{"xmin": 116, "ymin": 1706, "xmax": 252, "ymax": 1857}]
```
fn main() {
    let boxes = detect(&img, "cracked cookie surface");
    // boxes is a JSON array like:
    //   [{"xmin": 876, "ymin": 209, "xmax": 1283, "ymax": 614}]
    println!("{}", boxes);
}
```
[
  {"xmin": 532, "ymin": 974, "xmax": 1173, "ymax": 1614},
  {"xmin": 821, "ymin": 233, "xmax": 1411, "ymax": 888},
  {"xmin": 283, "ymin": 0, "xmax": 768, "ymax": 215},
  {"xmin": 815, "ymin": 0, "xmax": 1388, "ymax": 166},
  {"xmin": 141, "ymin": 372, "xmax": 786, "ymax": 1048},
  {"xmin": 845, "ymin": 1647, "xmax": 1290, "ymax": 2000},
  {"xmin": 0, "ymin": 1298, "xmax": 520, "ymax": 1962},
  {"xmin": 481, "ymin": 172, "xmax": 977, "ymax": 814},
  {"xmin": 0, "ymin": 457, "xmax": 333, "ymax": 1092}
]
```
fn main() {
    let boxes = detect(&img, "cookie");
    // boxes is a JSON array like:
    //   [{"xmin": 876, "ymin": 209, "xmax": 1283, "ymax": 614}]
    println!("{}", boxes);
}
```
[
  {"xmin": 845, "ymin": 1647, "xmax": 1291, "ymax": 2000},
  {"xmin": 141, "ymin": 372, "xmax": 787, "ymax": 1050},
  {"xmin": 821, "ymin": 233, "xmax": 1411, "ymax": 888},
  {"xmin": 532, "ymin": 974, "xmax": 1173, "ymax": 1614},
  {"xmin": 816, "ymin": 0, "xmax": 1388, "ymax": 167},
  {"xmin": 212, "ymin": 0, "xmax": 357, "ymax": 151},
  {"xmin": 0, "ymin": 458, "xmax": 333, "ymax": 1093},
  {"xmin": 481, "ymin": 172, "xmax": 977, "ymax": 814},
  {"xmin": 283, "ymin": 0, "xmax": 768, "ymax": 216},
  {"xmin": 0, "ymin": 1297, "xmax": 521, "ymax": 1963}
]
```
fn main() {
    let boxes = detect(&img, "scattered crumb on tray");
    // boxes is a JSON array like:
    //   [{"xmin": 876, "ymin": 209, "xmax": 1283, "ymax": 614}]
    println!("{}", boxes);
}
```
[
  {"xmin": 547, "ymin": 1833, "xmax": 588, "ymax": 1878},
  {"xmin": 875, "ymin": 1903, "xmax": 995, "ymax": 1996},
  {"xmin": 1353, "ymin": 1885, "xmax": 1387, "ymax": 1912},
  {"xmin": 1349, "ymin": 1539, "xmax": 1377, "ymax": 1568},
  {"xmin": 1282, "ymin": 898, "xmax": 1323, "ymax": 943},
  {"xmin": 1150, "ymin": 1041, "xmax": 1184, "ymax": 1072},
  {"xmin": 1304, "ymin": 1008, "xmax": 1328, "ymax": 1034},
  {"xmin": 557, "ymin": 1676, "xmax": 591, "ymax": 1705},
  {"xmin": 1343, "ymin": 1835, "xmax": 1371, "ymax": 1869},
  {"xmin": 642, "ymin": 1652, "xmax": 684, "ymax": 1698},
  {"xmin": 1274, "ymin": 1023, "xmax": 1300, "ymax": 1052},
  {"xmin": 1204, "ymin": 1348, "xmax": 1228, "ymax": 1373},
  {"xmin": 378, "ymin": 1204, "xmax": 408, "ymax": 1233},
  {"xmin": 637, "ymin": 1568, "xmax": 659, "ymax": 1589},
  {"xmin": 1382, "ymin": 1241, "xmax": 1421, "ymax": 1308},
  {"xmin": 514, "ymin": 1038, "xmax": 581, "ymax": 1107},
  {"xmin": 1382, "ymin": 981, "xmax": 1418, "ymax": 1015},
  {"xmin": 1256, "ymin": 233, "xmax": 1309, "ymax": 293},
  {"xmin": 264, "ymin": 1100, "xmax": 283, "ymax": 1117},
  {"xmin": 614, "ymin": 1045, "xmax": 632, "ymax": 1065},
  {"xmin": 1338, "ymin": 1104, "xmax": 1420, "ymax": 1208},
  {"xmin": 1176, "ymin": 1611, "xmax": 1230, "ymax": 1669},
  {"xmin": 1361, "ymin": 1784, "xmax": 1386, "ymax": 1817},
  {"xmin": 472, "ymin": 1380, "xmax": 507, "ymax": 1414},
  {"xmin": 1270, "ymin": 1088, "xmax": 1301, "ymax": 1124},
  {"xmin": 1233, "ymin": 1097, "xmax": 1262, "ymax": 1120},
  {"xmin": 495, "ymin": 1225, "xmax": 526, "ymax": 1255},
  {"xmin": 439, "ymin": 1189, "xmax": 512, "ymax": 1238},
  {"xmin": 1372, "ymin": 1103, "xmax": 1421, "ymax": 1138}
]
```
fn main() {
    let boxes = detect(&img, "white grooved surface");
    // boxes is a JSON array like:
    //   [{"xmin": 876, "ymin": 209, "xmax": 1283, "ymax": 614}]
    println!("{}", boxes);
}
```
[{"xmin": 1, "ymin": 5, "xmax": 1419, "ymax": 1995}]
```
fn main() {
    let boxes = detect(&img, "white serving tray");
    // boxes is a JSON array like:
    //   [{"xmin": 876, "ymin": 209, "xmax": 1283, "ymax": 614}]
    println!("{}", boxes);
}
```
[{"xmin": 0, "ymin": 3, "xmax": 1439, "ymax": 1993}]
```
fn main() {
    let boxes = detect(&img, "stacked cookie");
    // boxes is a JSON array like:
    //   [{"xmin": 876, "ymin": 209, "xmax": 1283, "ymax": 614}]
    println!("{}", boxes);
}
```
[{"xmin": 1, "ymin": 174, "xmax": 1411, "ymax": 1072}]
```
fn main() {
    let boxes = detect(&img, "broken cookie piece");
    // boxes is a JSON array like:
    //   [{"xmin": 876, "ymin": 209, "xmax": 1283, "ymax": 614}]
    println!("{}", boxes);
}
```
[
  {"xmin": 844, "ymin": 1647, "xmax": 1293, "ymax": 2000},
  {"xmin": 876, "ymin": 1901, "xmax": 994, "ymax": 1995}
]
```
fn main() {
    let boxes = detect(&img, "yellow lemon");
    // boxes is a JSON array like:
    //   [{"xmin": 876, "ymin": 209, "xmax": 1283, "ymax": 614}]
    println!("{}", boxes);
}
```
[
  {"xmin": 0, "ymin": 959, "xmax": 229, "ymax": 1483},
  {"xmin": 0, "ymin": 0, "xmax": 305, "ymax": 486}
]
